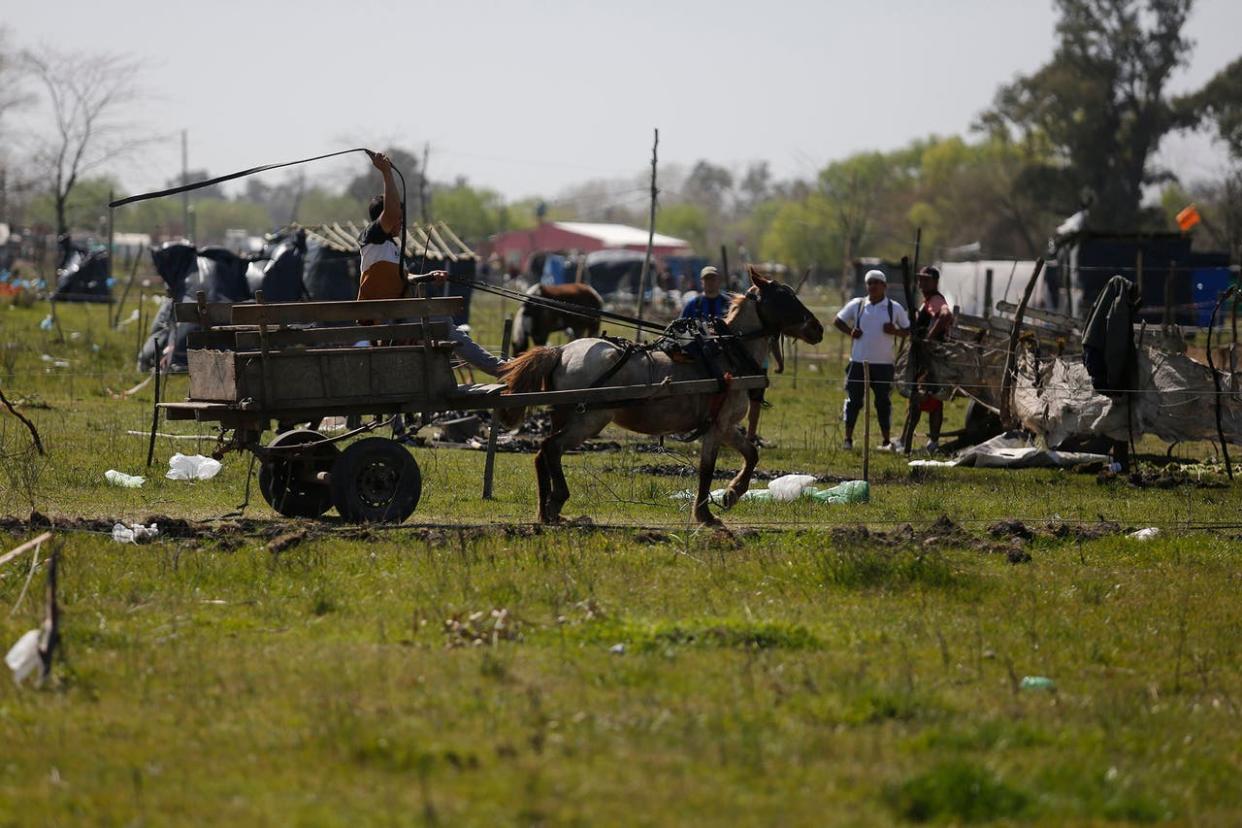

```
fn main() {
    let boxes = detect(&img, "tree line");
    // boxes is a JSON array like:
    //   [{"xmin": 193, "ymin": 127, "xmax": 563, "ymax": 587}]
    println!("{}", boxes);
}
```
[{"xmin": 0, "ymin": 0, "xmax": 1239, "ymax": 266}]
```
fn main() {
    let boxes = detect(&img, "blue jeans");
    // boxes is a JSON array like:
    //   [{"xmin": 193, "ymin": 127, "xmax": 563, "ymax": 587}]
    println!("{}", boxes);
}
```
[
  {"xmin": 446, "ymin": 323, "xmax": 505, "ymax": 377},
  {"xmin": 843, "ymin": 361, "xmax": 894, "ymax": 434}
]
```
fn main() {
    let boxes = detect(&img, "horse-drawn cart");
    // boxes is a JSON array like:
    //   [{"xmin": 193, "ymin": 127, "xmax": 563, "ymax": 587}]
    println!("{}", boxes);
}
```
[{"xmin": 161, "ymin": 294, "xmax": 767, "ymax": 524}]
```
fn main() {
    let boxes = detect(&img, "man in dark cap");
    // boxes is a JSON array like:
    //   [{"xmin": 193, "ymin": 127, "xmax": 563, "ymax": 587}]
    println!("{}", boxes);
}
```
[{"xmin": 909, "ymin": 265, "xmax": 954, "ymax": 452}]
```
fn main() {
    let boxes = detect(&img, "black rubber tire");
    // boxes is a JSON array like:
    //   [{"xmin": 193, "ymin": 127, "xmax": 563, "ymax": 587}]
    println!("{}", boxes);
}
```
[
  {"xmin": 258, "ymin": 429, "xmax": 339, "ymax": 518},
  {"xmin": 330, "ymin": 438, "xmax": 422, "ymax": 524}
]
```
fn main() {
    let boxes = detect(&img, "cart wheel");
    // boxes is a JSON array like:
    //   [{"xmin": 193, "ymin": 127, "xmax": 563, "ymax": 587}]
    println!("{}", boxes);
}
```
[
  {"xmin": 330, "ymin": 438, "xmax": 422, "ymax": 524},
  {"xmin": 258, "ymin": 429, "xmax": 338, "ymax": 518}
]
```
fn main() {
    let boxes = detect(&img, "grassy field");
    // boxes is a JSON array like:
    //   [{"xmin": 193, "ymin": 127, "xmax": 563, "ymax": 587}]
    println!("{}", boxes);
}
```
[{"xmin": 1, "ymin": 287, "xmax": 1241, "ymax": 825}]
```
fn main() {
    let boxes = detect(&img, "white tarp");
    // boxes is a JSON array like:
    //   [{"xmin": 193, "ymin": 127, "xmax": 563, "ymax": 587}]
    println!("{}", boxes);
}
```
[
  {"xmin": 909, "ymin": 432, "xmax": 1109, "ymax": 469},
  {"xmin": 1013, "ymin": 345, "xmax": 1242, "ymax": 447}
]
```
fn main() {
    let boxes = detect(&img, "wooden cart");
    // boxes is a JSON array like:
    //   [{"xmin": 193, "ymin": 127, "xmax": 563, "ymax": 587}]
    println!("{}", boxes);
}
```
[{"xmin": 161, "ymin": 294, "xmax": 767, "ymax": 524}]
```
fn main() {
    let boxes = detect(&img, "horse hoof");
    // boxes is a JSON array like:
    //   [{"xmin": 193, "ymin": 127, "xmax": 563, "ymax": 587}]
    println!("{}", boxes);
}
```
[{"xmin": 720, "ymin": 489, "xmax": 739, "ymax": 510}]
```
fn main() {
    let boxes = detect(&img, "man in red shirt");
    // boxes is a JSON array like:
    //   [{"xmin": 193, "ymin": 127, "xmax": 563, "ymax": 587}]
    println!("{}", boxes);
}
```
[{"xmin": 910, "ymin": 266, "xmax": 954, "ymax": 452}]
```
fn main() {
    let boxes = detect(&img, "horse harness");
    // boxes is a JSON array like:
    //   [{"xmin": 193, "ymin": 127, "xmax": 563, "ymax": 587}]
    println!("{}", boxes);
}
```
[{"xmin": 582, "ymin": 300, "xmax": 769, "ymax": 440}]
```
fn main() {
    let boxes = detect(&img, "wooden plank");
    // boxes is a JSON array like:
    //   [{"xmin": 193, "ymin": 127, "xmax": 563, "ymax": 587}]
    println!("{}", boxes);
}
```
[
  {"xmin": 448, "ymin": 375, "xmax": 769, "ymax": 410},
  {"xmin": 163, "ymin": 375, "xmax": 770, "ymax": 422},
  {"xmin": 999, "ymin": 259, "xmax": 1044, "ymax": 427},
  {"xmin": 0, "ymin": 532, "xmax": 52, "ymax": 569},
  {"xmin": 187, "ymin": 344, "xmax": 458, "ymax": 406},
  {"xmin": 232, "ymin": 321, "xmax": 451, "ymax": 350},
  {"xmin": 230, "ymin": 297, "xmax": 463, "ymax": 326},
  {"xmin": 995, "ymin": 301, "xmax": 1079, "ymax": 330},
  {"xmin": 174, "ymin": 302, "xmax": 236, "ymax": 325}
]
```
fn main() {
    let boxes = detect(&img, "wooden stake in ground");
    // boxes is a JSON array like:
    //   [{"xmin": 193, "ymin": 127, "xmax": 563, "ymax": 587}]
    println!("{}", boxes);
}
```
[
  {"xmin": 482, "ymin": 317, "xmax": 514, "ymax": 500},
  {"xmin": 635, "ymin": 128, "xmax": 658, "ymax": 336},
  {"xmin": 862, "ymin": 361, "xmax": 871, "ymax": 483},
  {"xmin": 999, "ymin": 258, "xmax": 1045, "ymax": 428},
  {"xmin": 37, "ymin": 544, "xmax": 60, "ymax": 686}
]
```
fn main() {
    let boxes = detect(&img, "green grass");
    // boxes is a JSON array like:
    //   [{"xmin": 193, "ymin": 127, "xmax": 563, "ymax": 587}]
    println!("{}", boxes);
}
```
[{"xmin": 1, "ymin": 289, "xmax": 1241, "ymax": 824}]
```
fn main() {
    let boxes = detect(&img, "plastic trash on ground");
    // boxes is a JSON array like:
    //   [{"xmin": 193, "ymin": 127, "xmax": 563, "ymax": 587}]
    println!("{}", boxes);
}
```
[
  {"xmin": 5, "ymin": 629, "xmax": 41, "ymax": 685},
  {"xmin": 668, "ymin": 479, "xmax": 869, "ymax": 505},
  {"xmin": 166, "ymin": 453, "xmax": 222, "ymax": 481},
  {"xmin": 39, "ymin": 315, "xmax": 53, "ymax": 331},
  {"xmin": 1020, "ymin": 675, "xmax": 1056, "ymax": 691},
  {"xmin": 112, "ymin": 522, "xmax": 159, "ymax": 544},
  {"xmin": 104, "ymin": 469, "xmax": 145, "ymax": 488},
  {"xmin": 1128, "ymin": 527, "xmax": 1160, "ymax": 540},
  {"xmin": 767, "ymin": 474, "xmax": 818, "ymax": 502},
  {"xmin": 806, "ymin": 480, "xmax": 870, "ymax": 503}
]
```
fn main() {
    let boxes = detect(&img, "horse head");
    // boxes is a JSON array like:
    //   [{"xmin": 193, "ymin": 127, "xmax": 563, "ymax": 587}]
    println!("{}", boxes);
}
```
[{"xmin": 746, "ymin": 265, "xmax": 823, "ymax": 344}]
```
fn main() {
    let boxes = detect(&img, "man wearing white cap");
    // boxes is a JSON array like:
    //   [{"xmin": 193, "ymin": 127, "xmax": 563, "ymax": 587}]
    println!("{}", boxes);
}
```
[{"xmin": 833, "ymin": 269, "xmax": 910, "ymax": 450}]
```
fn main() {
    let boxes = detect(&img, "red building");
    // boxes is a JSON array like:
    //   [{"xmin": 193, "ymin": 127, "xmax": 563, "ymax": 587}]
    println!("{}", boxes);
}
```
[{"xmin": 482, "ymin": 221, "xmax": 691, "ymax": 270}]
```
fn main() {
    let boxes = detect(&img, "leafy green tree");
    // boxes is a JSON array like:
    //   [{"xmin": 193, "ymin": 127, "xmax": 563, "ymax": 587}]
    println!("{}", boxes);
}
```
[
  {"xmin": 431, "ymin": 180, "xmax": 506, "ymax": 245},
  {"xmin": 191, "ymin": 198, "xmax": 273, "ymax": 243},
  {"xmin": 979, "ymin": 0, "xmax": 1198, "ymax": 230},
  {"xmin": 759, "ymin": 194, "xmax": 840, "ymax": 271},
  {"xmin": 296, "ymin": 188, "xmax": 365, "ymax": 226},
  {"xmin": 1190, "ymin": 56, "xmax": 1242, "ymax": 159},
  {"xmin": 25, "ymin": 176, "xmax": 118, "ymax": 235},
  {"xmin": 656, "ymin": 202, "xmax": 709, "ymax": 254}
]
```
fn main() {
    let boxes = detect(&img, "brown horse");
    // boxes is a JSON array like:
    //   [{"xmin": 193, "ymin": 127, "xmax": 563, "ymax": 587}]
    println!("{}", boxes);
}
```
[
  {"xmin": 499, "ymin": 268, "xmax": 824, "ymax": 526},
  {"xmin": 511, "ymin": 282, "xmax": 604, "ymax": 354}
]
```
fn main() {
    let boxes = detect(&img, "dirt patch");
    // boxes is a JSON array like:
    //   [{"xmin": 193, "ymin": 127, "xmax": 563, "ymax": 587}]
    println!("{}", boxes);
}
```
[
  {"xmin": 1043, "ymin": 520, "xmax": 1123, "ymax": 542},
  {"xmin": 267, "ymin": 529, "xmax": 309, "ymax": 554},
  {"xmin": 988, "ymin": 520, "xmax": 1034, "ymax": 542}
]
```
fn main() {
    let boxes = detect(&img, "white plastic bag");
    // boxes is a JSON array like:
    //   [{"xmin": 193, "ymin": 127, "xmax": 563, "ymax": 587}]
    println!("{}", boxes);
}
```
[
  {"xmin": 1128, "ymin": 527, "xmax": 1160, "ymax": 541},
  {"xmin": 166, "ymin": 453, "xmax": 222, "ymax": 481},
  {"xmin": 104, "ymin": 469, "xmax": 145, "ymax": 488},
  {"xmin": 5, "ymin": 629, "xmax": 41, "ymax": 685},
  {"xmin": 112, "ymin": 522, "xmax": 159, "ymax": 544},
  {"xmin": 766, "ymin": 474, "xmax": 818, "ymax": 502}
]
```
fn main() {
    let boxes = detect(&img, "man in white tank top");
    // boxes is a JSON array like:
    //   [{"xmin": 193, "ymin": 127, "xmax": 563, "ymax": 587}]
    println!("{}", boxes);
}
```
[{"xmin": 358, "ymin": 151, "xmax": 505, "ymax": 376}]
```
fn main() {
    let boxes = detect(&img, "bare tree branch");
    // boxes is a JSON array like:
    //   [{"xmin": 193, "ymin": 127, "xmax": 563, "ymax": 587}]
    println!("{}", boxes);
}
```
[{"xmin": 22, "ymin": 46, "xmax": 151, "ymax": 237}]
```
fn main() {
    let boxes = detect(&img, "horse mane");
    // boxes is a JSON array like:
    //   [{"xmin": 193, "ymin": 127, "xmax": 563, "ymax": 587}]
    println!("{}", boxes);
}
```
[{"xmin": 724, "ymin": 292, "xmax": 752, "ymax": 326}]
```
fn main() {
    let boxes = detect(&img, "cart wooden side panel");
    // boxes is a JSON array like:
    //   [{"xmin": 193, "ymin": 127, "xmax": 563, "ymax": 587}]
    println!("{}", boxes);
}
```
[{"xmin": 187, "ymin": 345, "xmax": 457, "ymax": 408}]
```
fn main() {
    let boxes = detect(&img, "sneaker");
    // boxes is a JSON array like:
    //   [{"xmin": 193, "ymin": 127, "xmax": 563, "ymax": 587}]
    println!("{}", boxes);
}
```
[
  {"xmin": 881, "ymin": 440, "xmax": 903, "ymax": 453},
  {"xmin": 925, "ymin": 439, "xmax": 940, "ymax": 454},
  {"xmin": 842, "ymin": 438, "xmax": 854, "ymax": 451}
]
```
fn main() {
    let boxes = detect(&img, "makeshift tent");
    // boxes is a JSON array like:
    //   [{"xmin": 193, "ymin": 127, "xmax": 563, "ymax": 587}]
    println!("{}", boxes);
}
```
[
  {"xmin": 52, "ymin": 247, "xmax": 111, "ymax": 303},
  {"xmin": 1013, "ymin": 345, "xmax": 1242, "ymax": 447},
  {"xmin": 245, "ymin": 230, "xmax": 307, "ymax": 302},
  {"xmin": 138, "ymin": 243, "xmax": 252, "ymax": 371}
]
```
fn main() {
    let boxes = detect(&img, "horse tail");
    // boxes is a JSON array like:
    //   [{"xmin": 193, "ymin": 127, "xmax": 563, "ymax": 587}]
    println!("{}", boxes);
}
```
[{"xmin": 496, "ymin": 345, "xmax": 561, "ymax": 429}]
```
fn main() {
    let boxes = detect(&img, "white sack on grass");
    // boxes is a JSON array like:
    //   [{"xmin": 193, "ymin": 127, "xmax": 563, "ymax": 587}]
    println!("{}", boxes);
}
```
[
  {"xmin": 112, "ymin": 522, "xmax": 159, "ymax": 543},
  {"xmin": 166, "ymin": 453, "xmax": 222, "ymax": 481},
  {"xmin": 104, "ymin": 470, "xmax": 145, "ymax": 488},
  {"xmin": 5, "ymin": 630, "xmax": 41, "ymax": 685},
  {"xmin": 766, "ymin": 474, "xmax": 818, "ymax": 501}
]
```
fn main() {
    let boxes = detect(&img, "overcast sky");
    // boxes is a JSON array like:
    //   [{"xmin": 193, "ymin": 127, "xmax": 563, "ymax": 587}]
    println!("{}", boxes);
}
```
[{"xmin": 7, "ymin": 0, "xmax": 1240, "ymax": 201}]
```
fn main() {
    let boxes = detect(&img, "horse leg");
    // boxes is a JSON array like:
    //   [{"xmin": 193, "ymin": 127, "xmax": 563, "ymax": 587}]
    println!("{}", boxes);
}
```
[
  {"xmin": 720, "ymin": 424, "xmax": 759, "ymax": 509},
  {"xmin": 693, "ymin": 432, "xmax": 723, "ymax": 526},
  {"xmin": 534, "ymin": 446, "xmax": 553, "ymax": 523},
  {"xmin": 542, "ymin": 409, "xmax": 612, "ymax": 523}
]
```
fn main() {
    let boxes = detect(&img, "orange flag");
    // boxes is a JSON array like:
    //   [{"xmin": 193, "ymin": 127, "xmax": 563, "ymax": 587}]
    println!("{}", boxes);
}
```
[{"xmin": 1176, "ymin": 204, "xmax": 1201, "ymax": 232}]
